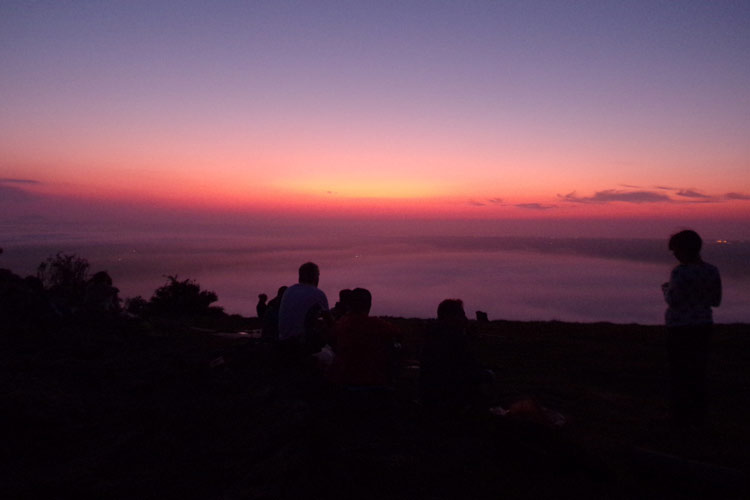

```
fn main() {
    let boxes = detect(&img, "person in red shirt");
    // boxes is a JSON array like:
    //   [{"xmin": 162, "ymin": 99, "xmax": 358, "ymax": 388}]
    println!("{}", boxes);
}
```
[{"xmin": 327, "ymin": 288, "xmax": 400, "ymax": 387}]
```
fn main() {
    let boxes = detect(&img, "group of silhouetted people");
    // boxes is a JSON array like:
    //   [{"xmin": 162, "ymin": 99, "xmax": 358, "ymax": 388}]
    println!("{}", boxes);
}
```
[
  {"xmin": 258, "ymin": 263, "xmax": 399, "ymax": 385},
  {"xmin": 255, "ymin": 261, "xmax": 492, "ymax": 411},
  {"xmin": 256, "ymin": 229, "xmax": 722, "ymax": 425}
]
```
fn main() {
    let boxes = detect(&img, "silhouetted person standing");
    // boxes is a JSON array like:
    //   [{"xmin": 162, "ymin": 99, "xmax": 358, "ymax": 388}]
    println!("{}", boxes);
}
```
[
  {"xmin": 662, "ymin": 230, "xmax": 721, "ymax": 427},
  {"xmin": 278, "ymin": 262, "xmax": 330, "ymax": 352}
]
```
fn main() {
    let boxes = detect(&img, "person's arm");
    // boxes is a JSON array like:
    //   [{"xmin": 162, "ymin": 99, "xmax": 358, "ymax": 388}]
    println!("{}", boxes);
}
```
[{"xmin": 711, "ymin": 269, "xmax": 722, "ymax": 307}]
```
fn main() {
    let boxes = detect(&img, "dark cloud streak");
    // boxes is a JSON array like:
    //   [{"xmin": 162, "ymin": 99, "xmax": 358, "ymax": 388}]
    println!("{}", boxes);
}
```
[
  {"xmin": 676, "ymin": 189, "xmax": 712, "ymax": 199},
  {"xmin": 560, "ymin": 190, "xmax": 672, "ymax": 204},
  {"xmin": 558, "ymin": 185, "xmax": 750, "ymax": 206},
  {"xmin": 468, "ymin": 197, "xmax": 505, "ymax": 207},
  {"xmin": 0, "ymin": 178, "xmax": 41, "ymax": 185},
  {"xmin": 515, "ymin": 203, "xmax": 556, "ymax": 210}
]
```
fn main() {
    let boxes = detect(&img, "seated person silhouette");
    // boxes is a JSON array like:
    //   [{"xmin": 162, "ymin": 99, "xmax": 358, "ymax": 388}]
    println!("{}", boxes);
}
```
[
  {"xmin": 278, "ymin": 262, "xmax": 330, "ymax": 352},
  {"xmin": 330, "ymin": 288, "xmax": 353, "ymax": 321},
  {"xmin": 256, "ymin": 293, "xmax": 268, "ymax": 319},
  {"xmin": 327, "ymin": 288, "xmax": 400, "ymax": 388},
  {"xmin": 261, "ymin": 286, "xmax": 286, "ymax": 342},
  {"xmin": 419, "ymin": 299, "xmax": 489, "ymax": 411}
]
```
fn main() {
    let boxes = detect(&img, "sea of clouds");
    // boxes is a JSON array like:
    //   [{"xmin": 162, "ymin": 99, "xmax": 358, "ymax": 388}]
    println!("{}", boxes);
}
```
[{"xmin": 3, "ymin": 229, "xmax": 748, "ymax": 324}]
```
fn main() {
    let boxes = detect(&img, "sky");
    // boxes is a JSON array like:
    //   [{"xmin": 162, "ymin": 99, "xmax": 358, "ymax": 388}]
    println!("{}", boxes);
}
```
[{"xmin": 1, "ymin": 0, "xmax": 749, "ymax": 239}]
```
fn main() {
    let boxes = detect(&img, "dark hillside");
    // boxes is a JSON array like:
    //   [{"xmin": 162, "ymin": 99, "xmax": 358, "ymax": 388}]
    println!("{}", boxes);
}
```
[{"xmin": 3, "ymin": 318, "xmax": 748, "ymax": 499}]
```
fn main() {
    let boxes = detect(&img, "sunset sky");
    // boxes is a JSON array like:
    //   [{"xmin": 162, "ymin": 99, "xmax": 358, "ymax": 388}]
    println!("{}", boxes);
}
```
[{"xmin": 2, "ymin": 1, "xmax": 749, "ymax": 238}]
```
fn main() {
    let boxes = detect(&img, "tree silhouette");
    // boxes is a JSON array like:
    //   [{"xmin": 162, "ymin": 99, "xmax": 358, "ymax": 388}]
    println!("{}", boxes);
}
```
[
  {"xmin": 148, "ymin": 275, "xmax": 220, "ymax": 316},
  {"xmin": 37, "ymin": 252, "xmax": 90, "ymax": 293}
]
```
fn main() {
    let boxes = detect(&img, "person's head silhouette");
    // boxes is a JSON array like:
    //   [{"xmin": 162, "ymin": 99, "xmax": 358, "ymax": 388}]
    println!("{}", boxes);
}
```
[
  {"xmin": 349, "ymin": 288, "xmax": 372, "ymax": 316},
  {"xmin": 669, "ymin": 230, "xmax": 703, "ymax": 264},
  {"xmin": 298, "ymin": 262, "xmax": 320, "ymax": 286}
]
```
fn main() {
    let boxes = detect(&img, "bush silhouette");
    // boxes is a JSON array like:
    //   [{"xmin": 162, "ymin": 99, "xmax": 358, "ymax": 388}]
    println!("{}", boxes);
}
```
[
  {"xmin": 124, "ymin": 295, "xmax": 149, "ymax": 316},
  {"xmin": 148, "ymin": 275, "xmax": 221, "ymax": 316},
  {"xmin": 1, "ymin": 267, "xmax": 51, "ymax": 327}
]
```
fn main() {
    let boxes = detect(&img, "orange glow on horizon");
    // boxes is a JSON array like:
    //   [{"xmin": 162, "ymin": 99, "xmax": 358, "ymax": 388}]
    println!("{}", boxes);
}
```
[
  {"xmin": 31, "ymin": 183, "xmax": 748, "ymax": 223},
  {"xmin": 278, "ymin": 177, "xmax": 446, "ymax": 199},
  {"xmin": 9, "ymin": 163, "xmax": 750, "ymax": 225}
]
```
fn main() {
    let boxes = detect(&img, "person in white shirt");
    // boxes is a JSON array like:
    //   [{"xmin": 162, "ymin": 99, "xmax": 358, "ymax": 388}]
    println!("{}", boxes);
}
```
[
  {"xmin": 278, "ymin": 262, "xmax": 330, "ymax": 351},
  {"xmin": 662, "ymin": 229, "xmax": 721, "ymax": 427}
]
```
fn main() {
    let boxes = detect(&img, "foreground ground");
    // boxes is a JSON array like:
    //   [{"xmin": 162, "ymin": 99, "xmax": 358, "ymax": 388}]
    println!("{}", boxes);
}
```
[{"xmin": 3, "ymin": 317, "xmax": 749, "ymax": 499}]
